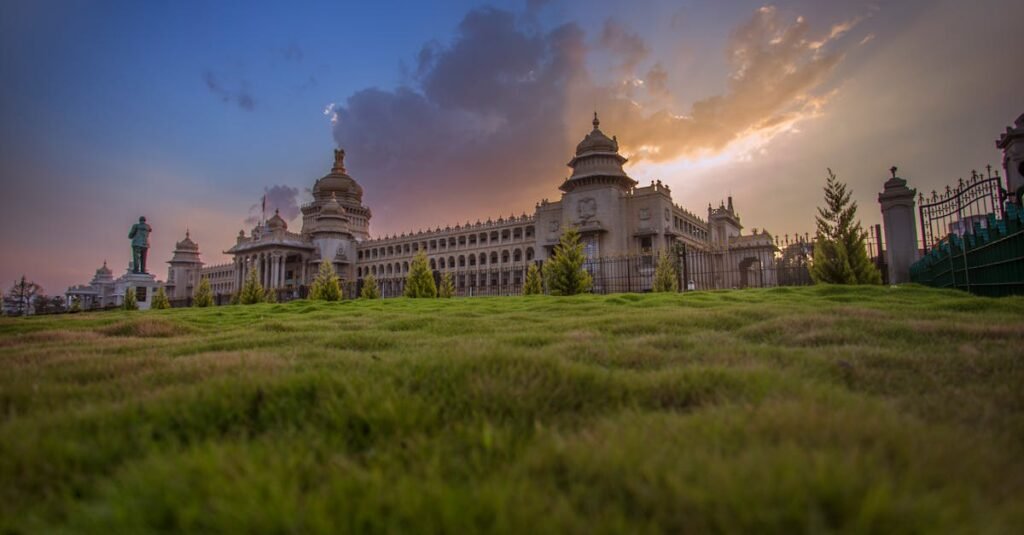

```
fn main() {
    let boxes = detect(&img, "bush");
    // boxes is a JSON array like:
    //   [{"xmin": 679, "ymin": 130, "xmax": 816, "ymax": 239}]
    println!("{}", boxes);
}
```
[
  {"xmin": 151, "ymin": 287, "xmax": 171, "ymax": 309},
  {"xmin": 652, "ymin": 252, "xmax": 679, "ymax": 292},
  {"xmin": 193, "ymin": 278, "xmax": 214, "ymax": 308},
  {"xmin": 810, "ymin": 169, "xmax": 882, "ymax": 285},
  {"xmin": 523, "ymin": 263, "xmax": 543, "ymax": 295},
  {"xmin": 404, "ymin": 251, "xmax": 437, "ymax": 298},
  {"xmin": 544, "ymin": 227, "xmax": 592, "ymax": 296},
  {"xmin": 122, "ymin": 287, "xmax": 138, "ymax": 311},
  {"xmin": 310, "ymin": 261, "xmax": 342, "ymax": 301},
  {"xmin": 239, "ymin": 269, "xmax": 264, "ymax": 305},
  {"xmin": 360, "ymin": 274, "xmax": 380, "ymax": 299},
  {"xmin": 438, "ymin": 272, "xmax": 455, "ymax": 298}
]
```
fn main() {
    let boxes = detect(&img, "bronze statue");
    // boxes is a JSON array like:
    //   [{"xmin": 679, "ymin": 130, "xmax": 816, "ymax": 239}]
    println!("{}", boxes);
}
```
[{"xmin": 128, "ymin": 216, "xmax": 152, "ymax": 273}]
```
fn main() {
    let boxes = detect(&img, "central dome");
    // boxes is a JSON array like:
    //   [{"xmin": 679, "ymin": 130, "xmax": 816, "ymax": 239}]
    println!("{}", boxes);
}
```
[
  {"xmin": 312, "ymin": 148, "xmax": 364, "ymax": 203},
  {"xmin": 574, "ymin": 112, "xmax": 619, "ymax": 156}
]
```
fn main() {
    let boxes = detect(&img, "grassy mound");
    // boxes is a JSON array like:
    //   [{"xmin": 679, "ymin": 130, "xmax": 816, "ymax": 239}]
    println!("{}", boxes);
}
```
[{"xmin": 1, "ymin": 285, "xmax": 1022, "ymax": 532}]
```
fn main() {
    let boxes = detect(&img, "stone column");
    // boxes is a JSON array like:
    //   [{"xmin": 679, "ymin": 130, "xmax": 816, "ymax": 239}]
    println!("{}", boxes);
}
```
[{"xmin": 878, "ymin": 167, "xmax": 919, "ymax": 284}]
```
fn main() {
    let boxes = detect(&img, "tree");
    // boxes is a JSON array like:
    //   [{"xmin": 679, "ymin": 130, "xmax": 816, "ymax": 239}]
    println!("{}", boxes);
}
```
[
  {"xmin": 239, "ymin": 268, "xmax": 265, "ymax": 304},
  {"xmin": 653, "ymin": 251, "xmax": 680, "ymax": 292},
  {"xmin": 438, "ymin": 272, "xmax": 455, "ymax": 298},
  {"xmin": 810, "ymin": 169, "xmax": 883, "ymax": 285},
  {"xmin": 69, "ymin": 296, "xmax": 82, "ymax": 313},
  {"xmin": 151, "ymin": 287, "xmax": 171, "ymax": 310},
  {"xmin": 310, "ymin": 261, "xmax": 342, "ymax": 301},
  {"xmin": 404, "ymin": 251, "xmax": 437, "ymax": 298},
  {"xmin": 264, "ymin": 288, "xmax": 278, "ymax": 303},
  {"xmin": 360, "ymin": 273, "xmax": 380, "ymax": 299},
  {"xmin": 193, "ymin": 277, "xmax": 214, "ymax": 307},
  {"xmin": 523, "ymin": 262, "xmax": 543, "ymax": 295},
  {"xmin": 4, "ymin": 276, "xmax": 41, "ymax": 316},
  {"xmin": 123, "ymin": 287, "xmax": 138, "ymax": 311},
  {"xmin": 544, "ymin": 227, "xmax": 593, "ymax": 296}
]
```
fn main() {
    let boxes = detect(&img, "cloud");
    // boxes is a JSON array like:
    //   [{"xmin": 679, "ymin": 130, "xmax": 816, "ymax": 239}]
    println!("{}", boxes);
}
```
[
  {"xmin": 245, "ymin": 185, "xmax": 301, "ymax": 225},
  {"xmin": 203, "ymin": 71, "xmax": 256, "ymax": 111},
  {"xmin": 328, "ymin": 5, "xmax": 863, "ymax": 232}
]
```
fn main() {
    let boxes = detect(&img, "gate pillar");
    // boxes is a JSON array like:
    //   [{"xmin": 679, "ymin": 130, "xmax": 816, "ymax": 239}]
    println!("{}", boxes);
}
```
[{"xmin": 878, "ymin": 167, "xmax": 919, "ymax": 284}]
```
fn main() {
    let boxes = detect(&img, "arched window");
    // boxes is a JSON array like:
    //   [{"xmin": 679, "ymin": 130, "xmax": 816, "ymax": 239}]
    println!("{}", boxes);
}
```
[
  {"xmin": 386, "ymin": 264, "xmax": 393, "ymax": 275},
  {"xmin": 371, "ymin": 265, "xmax": 377, "ymax": 276},
  {"xmin": 513, "ymin": 249, "xmax": 522, "ymax": 262},
  {"xmin": 439, "ymin": 258, "xmax": 446, "ymax": 269},
  {"xmin": 501, "ymin": 229, "xmax": 510, "ymax": 241},
  {"xmin": 525, "ymin": 226, "xmax": 535, "ymax": 238},
  {"xmin": 513, "ymin": 227, "xmax": 522, "ymax": 239},
  {"xmin": 448, "ymin": 256, "xmax": 455, "ymax": 269},
  {"xmin": 459, "ymin": 255, "xmax": 466, "ymax": 267},
  {"xmin": 469, "ymin": 254, "xmax": 476, "ymax": 267},
  {"xmin": 429, "ymin": 258, "xmax": 437, "ymax": 270},
  {"xmin": 490, "ymin": 251, "xmax": 498, "ymax": 264},
  {"xmin": 501, "ymin": 250, "xmax": 510, "ymax": 264},
  {"xmin": 403, "ymin": 262, "xmax": 409, "ymax": 273},
  {"xmin": 490, "ymin": 231, "xmax": 499, "ymax": 242},
  {"xmin": 526, "ymin": 247, "xmax": 535, "ymax": 261},
  {"xmin": 479, "ymin": 252, "xmax": 486, "ymax": 265},
  {"xmin": 394, "ymin": 262, "xmax": 400, "ymax": 274},
  {"xmin": 469, "ymin": 234, "xmax": 477, "ymax": 246}
]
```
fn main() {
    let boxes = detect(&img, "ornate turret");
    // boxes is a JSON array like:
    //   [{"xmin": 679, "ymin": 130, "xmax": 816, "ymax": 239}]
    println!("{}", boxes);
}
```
[
  {"xmin": 91, "ymin": 260, "xmax": 114, "ymax": 284},
  {"xmin": 312, "ymin": 193, "xmax": 350, "ymax": 235},
  {"xmin": 560, "ymin": 113, "xmax": 637, "ymax": 193},
  {"xmin": 266, "ymin": 209, "xmax": 288, "ymax": 231},
  {"xmin": 312, "ymin": 147, "xmax": 364, "ymax": 203}
]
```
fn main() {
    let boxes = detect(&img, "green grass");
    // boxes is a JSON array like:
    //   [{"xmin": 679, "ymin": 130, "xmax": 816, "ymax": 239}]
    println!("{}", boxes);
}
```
[{"xmin": 1, "ymin": 285, "xmax": 1023, "ymax": 533}]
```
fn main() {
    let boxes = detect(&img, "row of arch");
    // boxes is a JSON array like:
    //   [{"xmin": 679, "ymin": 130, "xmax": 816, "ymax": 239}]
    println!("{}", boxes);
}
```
[
  {"xmin": 358, "ymin": 247, "xmax": 536, "ymax": 278},
  {"xmin": 359, "ymin": 226, "xmax": 536, "ymax": 260}
]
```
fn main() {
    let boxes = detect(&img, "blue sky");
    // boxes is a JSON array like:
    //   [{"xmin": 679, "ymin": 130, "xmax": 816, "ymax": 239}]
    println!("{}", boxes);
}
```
[{"xmin": 2, "ymin": 0, "xmax": 1022, "ymax": 293}]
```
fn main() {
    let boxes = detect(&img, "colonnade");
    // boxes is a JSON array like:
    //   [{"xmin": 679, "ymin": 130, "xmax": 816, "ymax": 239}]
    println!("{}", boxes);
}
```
[{"xmin": 234, "ymin": 251, "xmax": 312, "ymax": 290}]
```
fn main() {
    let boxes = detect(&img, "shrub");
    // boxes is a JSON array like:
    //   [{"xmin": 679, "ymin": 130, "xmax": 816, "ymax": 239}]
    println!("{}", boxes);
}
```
[
  {"xmin": 264, "ymin": 288, "xmax": 278, "ymax": 303},
  {"xmin": 122, "ymin": 287, "xmax": 138, "ymax": 311},
  {"xmin": 652, "ymin": 252, "xmax": 679, "ymax": 292},
  {"xmin": 523, "ymin": 263, "xmax": 543, "ymax": 295},
  {"xmin": 239, "ymin": 269, "xmax": 264, "ymax": 305},
  {"xmin": 544, "ymin": 227, "xmax": 592, "ymax": 296},
  {"xmin": 360, "ymin": 274, "xmax": 380, "ymax": 299},
  {"xmin": 404, "ymin": 251, "xmax": 437, "ymax": 298},
  {"xmin": 438, "ymin": 272, "xmax": 455, "ymax": 298},
  {"xmin": 310, "ymin": 261, "xmax": 342, "ymax": 301},
  {"xmin": 811, "ymin": 169, "xmax": 882, "ymax": 285},
  {"xmin": 193, "ymin": 278, "xmax": 214, "ymax": 307},
  {"xmin": 151, "ymin": 286, "xmax": 171, "ymax": 309}
]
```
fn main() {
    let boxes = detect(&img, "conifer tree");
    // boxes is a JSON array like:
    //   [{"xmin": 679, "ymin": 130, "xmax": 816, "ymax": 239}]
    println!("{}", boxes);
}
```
[
  {"xmin": 810, "ymin": 169, "xmax": 883, "ymax": 285},
  {"xmin": 404, "ymin": 251, "xmax": 437, "ymax": 298},
  {"xmin": 523, "ymin": 262, "xmax": 543, "ymax": 295},
  {"xmin": 239, "ymin": 268, "xmax": 265, "ymax": 304},
  {"xmin": 151, "ymin": 286, "xmax": 171, "ymax": 309},
  {"xmin": 123, "ymin": 287, "xmax": 138, "ymax": 311},
  {"xmin": 264, "ymin": 288, "xmax": 278, "ymax": 303},
  {"xmin": 229, "ymin": 292, "xmax": 240, "ymax": 306},
  {"xmin": 544, "ymin": 226, "xmax": 593, "ymax": 295},
  {"xmin": 193, "ymin": 277, "xmax": 214, "ymax": 307},
  {"xmin": 360, "ymin": 273, "xmax": 380, "ymax": 299},
  {"xmin": 652, "ymin": 251, "xmax": 680, "ymax": 292},
  {"xmin": 310, "ymin": 261, "xmax": 342, "ymax": 301},
  {"xmin": 438, "ymin": 272, "xmax": 455, "ymax": 298},
  {"xmin": 69, "ymin": 296, "xmax": 82, "ymax": 313}
]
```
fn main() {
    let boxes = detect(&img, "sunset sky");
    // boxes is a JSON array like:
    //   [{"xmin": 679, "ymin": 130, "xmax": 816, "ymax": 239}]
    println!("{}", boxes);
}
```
[{"xmin": 2, "ymin": 0, "xmax": 1022, "ymax": 294}]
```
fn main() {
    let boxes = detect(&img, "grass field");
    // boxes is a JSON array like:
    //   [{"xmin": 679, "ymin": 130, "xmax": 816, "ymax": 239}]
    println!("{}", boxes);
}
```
[{"xmin": 1, "ymin": 285, "xmax": 1023, "ymax": 533}]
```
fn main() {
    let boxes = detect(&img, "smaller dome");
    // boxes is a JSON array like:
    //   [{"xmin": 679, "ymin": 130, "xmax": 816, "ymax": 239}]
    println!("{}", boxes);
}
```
[
  {"xmin": 320, "ymin": 193, "xmax": 346, "ymax": 218},
  {"xmin": 175, "ymin": 229, "xmax": 199, "ymax": 251},
  {"xmin": 96, "ymin": 260, "xmax": 111, "ymax": 276},
  {"xmin": 266, "ymin": 210, "xmax": 287, "ymax": 231}
]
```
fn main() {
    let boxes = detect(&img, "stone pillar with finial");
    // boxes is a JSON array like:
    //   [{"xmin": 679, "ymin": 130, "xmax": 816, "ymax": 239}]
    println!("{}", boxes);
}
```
[{"xmin": 878, "ymin": 166, "xmax": 918, "ymax": 284}]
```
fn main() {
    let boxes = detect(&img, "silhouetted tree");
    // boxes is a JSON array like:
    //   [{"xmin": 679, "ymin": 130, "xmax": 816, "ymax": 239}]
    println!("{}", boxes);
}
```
[{"xmin": 4, "ymin": 276, "xmax": 41, "ymax": 316}]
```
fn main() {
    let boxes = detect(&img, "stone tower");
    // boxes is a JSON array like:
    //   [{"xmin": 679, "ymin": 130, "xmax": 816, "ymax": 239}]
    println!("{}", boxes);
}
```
[
  {"xmin": 166, "ymin": 230, "xmax": 203, "ymax": 299},
  {"xmin": 878, "ymin": 167, "xmax": 918, "ymax": 284}
]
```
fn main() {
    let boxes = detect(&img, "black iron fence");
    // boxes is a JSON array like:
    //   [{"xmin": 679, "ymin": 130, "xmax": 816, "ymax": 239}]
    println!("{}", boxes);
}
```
[{"xmin": 919, "ymin": 168, "xmax": 1007, "ymax": 252}]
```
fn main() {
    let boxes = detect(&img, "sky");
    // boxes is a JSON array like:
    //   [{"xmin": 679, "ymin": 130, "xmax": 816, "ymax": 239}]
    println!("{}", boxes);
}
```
[{"xmin": 1, "ymin": 0, "xmax": 1022, "ymax": 294}]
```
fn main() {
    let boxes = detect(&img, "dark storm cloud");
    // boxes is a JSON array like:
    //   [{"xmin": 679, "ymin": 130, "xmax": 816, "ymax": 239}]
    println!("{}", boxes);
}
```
[
  {"xmin": 329, "ymin": 5, "xmax": 862, "ymax": 231},
  {"xmin": 203, "ymin": 71, "xmax": 256, "ymax": 111},
  {"xmin": 245, "ymin": 185, "xmax": 301, "ymax": 225}
]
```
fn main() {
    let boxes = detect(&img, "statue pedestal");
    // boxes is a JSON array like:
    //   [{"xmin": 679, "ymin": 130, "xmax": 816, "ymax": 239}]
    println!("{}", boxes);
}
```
[{"xmin": 116, "ymin": 271, "xmax": 160, "ymax": 310}]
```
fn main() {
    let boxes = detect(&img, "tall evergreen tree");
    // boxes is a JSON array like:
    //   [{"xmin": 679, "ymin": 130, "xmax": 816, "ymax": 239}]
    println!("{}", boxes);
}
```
[
  {"xmin": 811, "ymin": 169, "xmax": 882, "ymax": 285},
  {"xmin": 523, "ymin": 262, "xmax": 543, "ymax": 295},
  {"xmin": 544, "ymin": 227, "xmax": 593, "ymax": 296},
  {"xmin": 69, "ymin": 296, "xmax": 82, "ymax": 313},
  {"xmin": 239, "ymin": 268, "xmax": 265, "ymax": 304},
  {"xmin": 193, "ymin": 277, "xmax": 214, "ymax": 307},
  {"xmin": 151, "ymin": 286, "xmax": 171, "ymax": 309},
  {"xmin": 652, "ymin": 251, "xmax": 680, "ymax": 292},
  {"xmin": 404, "ymin": 251, "xmax": 437, "ymax": 298},
  {"xmin": 123, "ymin": 287, "xmax": 138, "ymax": 311},
  {"xmin": 4, "ymin": 276, "xmax": 41, "ymax": 316},
  {"xmin": 438, "ymin": 272, "xmax": 455, "ymax": 298},
  {"xmin": 310, "ymin": 261, "xmax": 342, "ymax": 301},
  {"xmin": 360, "ymin": 273, "xmax": 380, "ymax": 299}
]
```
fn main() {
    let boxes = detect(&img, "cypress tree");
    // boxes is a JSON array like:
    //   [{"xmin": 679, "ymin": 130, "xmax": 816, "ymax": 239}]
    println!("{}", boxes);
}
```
[
  {"xmin": 544, "ymin": 227, "xmax": 593, "ymax": 296},
  {"xmin": 123, "ymin": 287, "xmax": 138, "ymax": 311},
  {"xmin": 193, "ymin": 277, "xmax": 214, "ymax": 307},
  {"xmin": 438, "ymin": 272, "xmax": 455, "ymax": 298},
  {"xmin": 151, "ymin": 286, "xmax": 171, "ymax": 309},
  {"xmin": 404, "ymin": 251, "xmax": 437, "ymax": 298},
  {"xmin": 310, "ymin": 261, "xmax": 342, "ymax": 301},
  {"xmin": 652, "ymin": 251, "xmax": 680, "ymax": 292},
  {"xmin": 523, "ymin": 262, "xmax": 543, "ymax": 295},
  {"xmin": 810, "ymin": 169, "xmax": 882, "ymax": 285},
  {"xmin": 69, "ymin": 296, "xmax": 82, "ymax": 313},
  {"xmin": 264, "ymin": 288, "xmax": 278, "ymax": 303},
  {"xmin": 360, "ymin": 273, "xmax": 380, "ymax": 299},
  {"xmin": 239, "ymin": 268, "xmax": 265, "ymax": 304}
]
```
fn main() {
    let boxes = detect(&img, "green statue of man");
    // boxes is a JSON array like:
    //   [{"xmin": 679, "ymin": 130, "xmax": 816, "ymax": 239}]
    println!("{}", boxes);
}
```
[{"xmin": 128, "ymin": 216, "xmax": 152, "ymax": 274}]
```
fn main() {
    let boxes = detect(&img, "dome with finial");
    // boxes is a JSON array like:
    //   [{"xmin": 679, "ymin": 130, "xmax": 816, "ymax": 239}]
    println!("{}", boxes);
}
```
[
  {"xmin": 91, "ymin": 260, "xmax": 114, "ymax": 284},
  {"xmin": 175, "ymin": 229, "xmax": 199, "ymax": 251},
  {"xmin": 266, "ymin": 209, "xmax": 287, "ymax": 231},
  {"xmin": 561, "ymin": 113, "xmax": 635, "ymax": 193},
  {"xmin": 312, "ymin": 147, "xmax": 364, "ymax": 203},
  {"xmin": 96, "ymin": 260, "xmax": 112, "ymax": 277}
]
